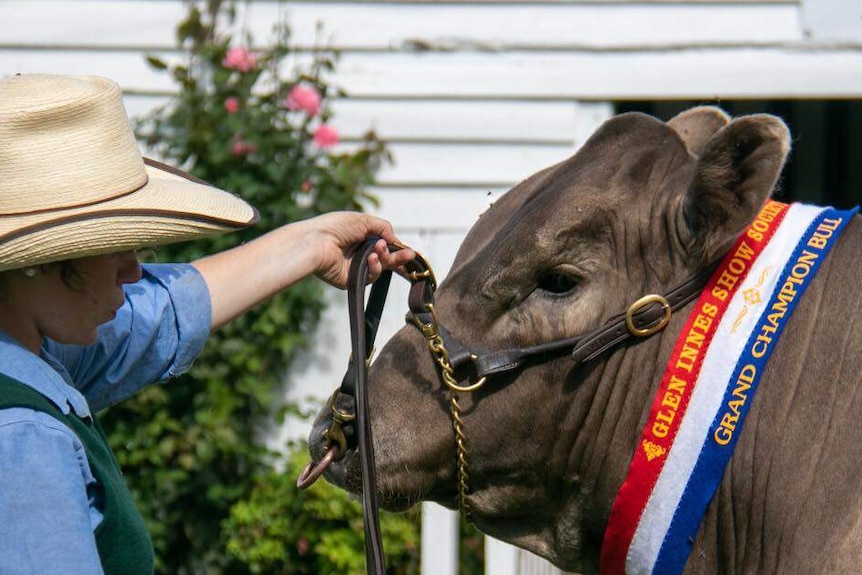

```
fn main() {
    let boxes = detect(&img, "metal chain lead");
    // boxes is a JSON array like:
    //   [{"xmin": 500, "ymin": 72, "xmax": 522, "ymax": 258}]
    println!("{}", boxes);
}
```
[
  {"xmin": 415, "ymin": 302, "xmax": 485, "ymax": 522},
  {"xmin": 448, "ymin": 392, "xmax": 472, "ymax": 523}
]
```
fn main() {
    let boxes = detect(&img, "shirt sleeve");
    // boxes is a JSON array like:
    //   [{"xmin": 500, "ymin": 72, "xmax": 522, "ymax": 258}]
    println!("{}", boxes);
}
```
[
  {"xmin": 0, "ymin": 408, "xmax": 105, "ymax": 575},
  {"xmin": 46, "ymin": 263, "xmax": 213, "ymax": 412}
]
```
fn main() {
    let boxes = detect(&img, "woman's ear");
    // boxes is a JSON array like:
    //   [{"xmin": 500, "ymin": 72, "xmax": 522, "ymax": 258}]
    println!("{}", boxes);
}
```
[{"xmin": 681, "ymin": 114, "xmax": 791, "ymax": 264}]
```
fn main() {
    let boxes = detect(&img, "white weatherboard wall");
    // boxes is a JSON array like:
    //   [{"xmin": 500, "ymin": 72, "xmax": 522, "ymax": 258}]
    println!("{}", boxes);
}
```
[{"xmin": 3, "ymin": 1, "xmax": 860, "ymax": 574}]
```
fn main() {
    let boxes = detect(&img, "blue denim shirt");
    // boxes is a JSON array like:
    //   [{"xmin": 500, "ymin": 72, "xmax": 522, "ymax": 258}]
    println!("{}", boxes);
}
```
[{"xmin": 0, "ymin": 264, "xmax": 211, "ymax": 575}]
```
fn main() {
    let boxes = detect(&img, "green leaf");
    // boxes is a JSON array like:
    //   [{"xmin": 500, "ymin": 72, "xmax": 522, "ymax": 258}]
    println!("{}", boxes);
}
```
[{"xmin": 145, "ymin": 55, "xmax": 169, "ymax": 71}]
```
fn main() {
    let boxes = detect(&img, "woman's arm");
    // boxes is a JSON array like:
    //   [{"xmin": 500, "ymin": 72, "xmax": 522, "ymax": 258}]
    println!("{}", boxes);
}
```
[{"xmin": 192, "ymin": 212, "xmax": 415, "ymax": 330}]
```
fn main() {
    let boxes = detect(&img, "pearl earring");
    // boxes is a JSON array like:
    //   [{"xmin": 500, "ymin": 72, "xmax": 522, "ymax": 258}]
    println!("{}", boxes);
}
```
[{"xmin": 22, "ymin": 267, "xmax": 38, "ymax": 277}]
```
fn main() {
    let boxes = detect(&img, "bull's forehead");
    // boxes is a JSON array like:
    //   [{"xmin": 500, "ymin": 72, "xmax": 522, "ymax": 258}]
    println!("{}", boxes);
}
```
[
  {"xmin": 544, "ymin": 112, "xmax": 694, "ymax": 208},
  {"xmin": 455, "ymin": 113, "xmax": 693, "ymax": 273}
]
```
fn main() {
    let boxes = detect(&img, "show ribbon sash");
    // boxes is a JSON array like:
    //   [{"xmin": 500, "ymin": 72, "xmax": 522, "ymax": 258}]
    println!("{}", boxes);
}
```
[{"xmin": 601, "ymin": 202, "xmax": 859, "ymax": 575}]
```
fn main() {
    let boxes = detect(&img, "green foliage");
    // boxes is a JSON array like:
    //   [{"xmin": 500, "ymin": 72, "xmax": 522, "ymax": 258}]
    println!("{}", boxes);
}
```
[
  {"xmin": 224, "ymin": 443, "xmax": 420, "ymax": 575},
  {"xmin": 458, "ymin": 520, "xmax": 485, "ymax": 575},
  {"xmin": 98, "ymin": 1, "xmax": 405, "ymax": 573}
]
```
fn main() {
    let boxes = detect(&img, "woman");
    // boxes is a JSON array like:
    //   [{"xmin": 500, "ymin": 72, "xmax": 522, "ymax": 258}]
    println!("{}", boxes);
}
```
[{"xmin": 0, "ymin": 74, "xmax": 414, "ymax": 574}]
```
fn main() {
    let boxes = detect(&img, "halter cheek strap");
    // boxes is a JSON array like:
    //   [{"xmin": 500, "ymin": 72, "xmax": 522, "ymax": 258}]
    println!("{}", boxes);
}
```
[{"xmin": 406, "ymin": 265, "xmax": 715, "ymax": 383}]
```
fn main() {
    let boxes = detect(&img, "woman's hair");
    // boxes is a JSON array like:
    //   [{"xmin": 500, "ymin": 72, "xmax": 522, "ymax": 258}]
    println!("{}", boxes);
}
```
[
  {"xmin": 0, "ymin": 248, "xmax": 150, "ymax": 290},
  {"xmin": 0, "ymin": 261, "xmax": 82, "ymax": 290}
]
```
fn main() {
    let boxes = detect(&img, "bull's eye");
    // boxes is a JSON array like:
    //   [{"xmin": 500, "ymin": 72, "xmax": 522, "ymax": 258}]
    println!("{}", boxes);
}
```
[{"xmin": 537, "ymin": 271, "xmax": 579, "ymax": 295}]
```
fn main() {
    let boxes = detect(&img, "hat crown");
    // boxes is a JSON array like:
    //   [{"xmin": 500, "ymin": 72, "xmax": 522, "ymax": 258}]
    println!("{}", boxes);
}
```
[{"xmin": 0, "ymin": 74, "xmax": 147, "ymax": 215}]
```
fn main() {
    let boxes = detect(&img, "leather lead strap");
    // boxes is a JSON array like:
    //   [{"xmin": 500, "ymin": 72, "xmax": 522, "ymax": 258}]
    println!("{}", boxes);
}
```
[{"xmin": 344, "ymin": 237, "xmax": 389, "ymax": 575}]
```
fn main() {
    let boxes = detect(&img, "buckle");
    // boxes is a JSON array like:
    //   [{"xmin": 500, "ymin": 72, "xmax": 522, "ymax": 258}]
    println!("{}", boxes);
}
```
[{"xmin": 625, "ymin": 294, "xmax": 671, "ymax": 337}]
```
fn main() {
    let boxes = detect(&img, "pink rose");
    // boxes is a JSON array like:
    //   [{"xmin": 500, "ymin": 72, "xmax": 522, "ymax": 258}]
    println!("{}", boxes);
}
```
[
  {"xmin": 224, "ymin": 97, "xmax": 240, "ymax": 114},
  {"xmin": 284, "ymin": 85, "xmax": 322, "ymax": 116},
  {"xmin": 222, "ymin": 47, "xmax": 258, "ymax": 73},
  {"xmin": 230, "ymin": 137, "xmax": 257, "ymax": 157},
  {"xmin": 312, "ymin": 124, "xmax": 339, "ymax": 149},
  {"xmin": 297, "ymin": 536, "xmax": 309, "ymax": 556},
  {"xmin": 301, "ymin": 180, "xmax": 313, "ymax": 192}
]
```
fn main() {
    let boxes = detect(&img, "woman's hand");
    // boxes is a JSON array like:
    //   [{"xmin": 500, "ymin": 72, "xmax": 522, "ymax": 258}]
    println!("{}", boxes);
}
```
[{"xmin": 308, "ymin": 212, "xmax": 416, "ymax": 288}]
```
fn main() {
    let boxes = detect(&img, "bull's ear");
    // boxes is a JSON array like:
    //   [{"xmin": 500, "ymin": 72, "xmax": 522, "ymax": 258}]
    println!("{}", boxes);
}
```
[
  {"xmin": 668, "ymin": 106, "xmax": 731, "ymax": 156},
  {"xmin": 682, "ymin": 114, "xmax": 791, "ymax": 264}
]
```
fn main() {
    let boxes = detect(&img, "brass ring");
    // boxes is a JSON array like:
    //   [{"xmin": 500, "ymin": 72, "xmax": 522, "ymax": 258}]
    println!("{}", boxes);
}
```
[
  {"xmin": 297, "ymin": 446, "xmax": 338, "ymax": 489},
  {"xmin": 625, "ymin": 294, "xmax": 671, "ymax": 337},
  {"xmin": 445, "ymin": 376, "xmax": 487, "ymax": 393}
]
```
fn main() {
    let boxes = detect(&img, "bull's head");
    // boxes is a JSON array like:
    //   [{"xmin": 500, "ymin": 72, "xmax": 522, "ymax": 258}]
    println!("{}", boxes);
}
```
[{"xmin": 308, "ymin": 107, "xmax": 791, "ymax": 572}]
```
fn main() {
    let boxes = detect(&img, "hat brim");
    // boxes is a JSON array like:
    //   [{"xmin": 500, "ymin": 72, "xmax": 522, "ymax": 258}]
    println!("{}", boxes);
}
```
[{"xmin": 0, "ymin": 162, "xmax": 258, "ymax": 271}]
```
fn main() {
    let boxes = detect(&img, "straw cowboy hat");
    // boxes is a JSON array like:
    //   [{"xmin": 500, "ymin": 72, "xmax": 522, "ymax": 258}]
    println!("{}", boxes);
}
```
[{"xmin": 0, "ymin": 74, "xmax": 258, "ymax": 272}]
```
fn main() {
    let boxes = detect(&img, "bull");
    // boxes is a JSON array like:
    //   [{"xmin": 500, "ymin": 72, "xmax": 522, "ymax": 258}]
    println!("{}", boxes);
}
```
[{"xmin": 308, "ymin": 106, "xmax": 862, "ymax": 574}]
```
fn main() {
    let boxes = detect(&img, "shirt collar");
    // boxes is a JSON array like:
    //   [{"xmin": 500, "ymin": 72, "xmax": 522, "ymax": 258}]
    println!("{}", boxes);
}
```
[{"xmin": 0, "ymin": 329, "xmax": 92, "ymax": 418}]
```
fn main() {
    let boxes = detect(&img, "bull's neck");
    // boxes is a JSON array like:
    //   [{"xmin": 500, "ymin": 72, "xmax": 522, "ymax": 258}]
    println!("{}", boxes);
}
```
[{"xmin": 555, "ymin": 301, "xmax": 692, "ymax": 572}]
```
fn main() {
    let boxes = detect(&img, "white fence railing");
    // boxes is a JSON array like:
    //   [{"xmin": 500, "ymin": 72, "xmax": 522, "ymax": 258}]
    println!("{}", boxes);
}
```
[{"xmin": 422, "ymin": 503, "xmax": 570, "ymax": 575}]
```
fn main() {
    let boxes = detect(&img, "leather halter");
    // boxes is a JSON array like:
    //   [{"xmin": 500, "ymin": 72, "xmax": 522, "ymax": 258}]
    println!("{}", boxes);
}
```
[
  {"xmin": 406, "ymin": 268, "xmax": 713, "ymax": 382},
  {"xmin": 298, "ymin": 238, "xmax": 714, "ymax": 574}
]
